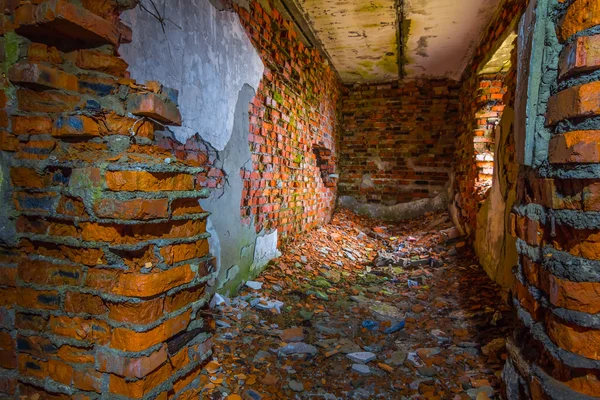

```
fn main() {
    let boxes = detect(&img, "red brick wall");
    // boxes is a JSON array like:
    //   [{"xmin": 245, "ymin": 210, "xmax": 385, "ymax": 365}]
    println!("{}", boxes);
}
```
[
  {"xmin": 453, "ymin": 0, "xmax": 526, "ymax": 235},
  {"xmin": 235, "ymin": 1, "xmax": 341, "ymax": 239},
  {"xmin": 339, "ymin": 79, "xmax": 460, "ymax": 205},
  {"xmin": 504, "ymin": 0, "xmax": 600, "ymax": 397},
  {"xmin": 0, "ymin": 1, "xmax": 214, "ymax": 398}
]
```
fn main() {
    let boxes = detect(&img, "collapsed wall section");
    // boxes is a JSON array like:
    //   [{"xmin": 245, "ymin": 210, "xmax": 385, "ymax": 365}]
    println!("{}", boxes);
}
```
[
  {"xmin": 338, "ymin": 79, "xmax": 459, "ymax": 220},
  {"xmin": 504, "ymin": 0, "xmax": 600, "ymax": 397},
  {"xmin": 0, "ymin": 1, "xmax": 215, "ymax": 398}
]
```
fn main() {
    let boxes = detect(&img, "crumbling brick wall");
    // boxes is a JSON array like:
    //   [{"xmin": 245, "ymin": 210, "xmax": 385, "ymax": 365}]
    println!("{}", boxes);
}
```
[
  {"xmin": 339, "ymin": 79, "xmax": 459, "ymax": 205},
  {"xmin": 452, "ymin": 0, "xmax": 527, "ymax": 236},
  {"xmin": 504, "ymin": 0, "xmax": 600, "ymax": 397},
  {"xmin": 235, "ymin": 0, "xmax": 341, "ymax": 239},
  {"xmin": 0, "ymin": 1, "xmax": 215, "ymax": 398}
]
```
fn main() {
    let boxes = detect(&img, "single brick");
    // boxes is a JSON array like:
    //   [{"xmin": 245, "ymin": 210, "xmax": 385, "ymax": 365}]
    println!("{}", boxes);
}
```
[
  {"xmin": 105, "ymin": 170, "xmax": 195, "ymax": 192},
  {"xmin": 56, "ymin": 344, "xmax": 95, "ymax": 364},
  {"xmin": 127, "ymin": 92, "xmax": 182, "ymax": 126},
  {"xmin": 17, "ymin": 88, "xmax": 80, "ymax": 113},
  {"xmin": 107, "ymin": 297, "xmax": 164, "ymax": 325},
  {"xmin": 547, "ymin": 315, "xmax": 600, "ymax": 360},
  {"xmin": 64, "ymin": 291, "xmax": 108, "ymax": 315},
  {"xmin": 8, "ymin": 63, "xmax": 78, "ymax": 91},
  {"xmin": 160, "ymin": 239, "xmax": 209, "ymax": 265},
  {"xmin": 559, "ymin": 35, "xmax": 600, "ymax": 78},
  {"xmin": 18, "ymin": 288, "xmax": 60, "ymax": 310},
  {"xmin": 110, "ymin": 309, "xmax": 192, "ymax": 352},
  {"xmin": 18, "ymin": 259, "xmax": 82, "ymax": 286},
  {"xmin": 15, "ymin": 0, "xmax": 131, "ymax": 48},
  {"xmin": 546, "ymin": 82, "xmax": 600, "ymax": 125},
  {"xmin": 94, "ymin": 198, "xmax": 169, "ymax": 220},
  {"xmin": 546, "ymin": 272, "xmax": 600, "ymax": 314},
  {"xmin": 558, "ymin": 0, "xmax": 600, "ymax": 42},
  {"xmin": 73, "ymin": 49, "xmax": 129, "ymax": 77},
  {"xmin": 549, "ymin": 131, "xmax": 600, "ymax": 163},
  {"xmin": 98, "ymin": 345, "xmax": 168, "ymax": 378},
  {"xmin": 109, "ymin": 361, "xmax": 172, "ymax": 398},
  {"xmin": 49, "ymin": 315, "xmax": 111, "ymax": 344},
  {"xmin": 11, "ymin": 115, "xmax": 53, "ymax": 135},
  {"xmin": 52, "ymin": 115, "xmax": 101, "ymax": 137},
  {"xmin": 85, "ymin": 264, "xmax": 195, "ymax": 297}
]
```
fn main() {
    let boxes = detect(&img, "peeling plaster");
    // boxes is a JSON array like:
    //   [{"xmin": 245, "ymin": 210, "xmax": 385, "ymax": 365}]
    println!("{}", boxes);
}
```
[
  {"xmin": 121, "ymin": 0, "xmax": 264, "ymax": 150},
  {"xmin": 121, "ymin": 1, "xmax": 280, "ymax": 296}
]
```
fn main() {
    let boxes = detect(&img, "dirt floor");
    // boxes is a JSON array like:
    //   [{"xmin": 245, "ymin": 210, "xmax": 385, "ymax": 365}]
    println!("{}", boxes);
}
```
[{"xmin": 198, "ymin": 209, "xmax": 514, "ymax": 400}]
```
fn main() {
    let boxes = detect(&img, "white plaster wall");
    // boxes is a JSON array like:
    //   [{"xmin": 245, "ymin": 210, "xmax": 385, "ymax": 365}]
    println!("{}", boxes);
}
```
[{"xmin": 120, "ymin": 0, "xmax": 264, "ymax": 150}]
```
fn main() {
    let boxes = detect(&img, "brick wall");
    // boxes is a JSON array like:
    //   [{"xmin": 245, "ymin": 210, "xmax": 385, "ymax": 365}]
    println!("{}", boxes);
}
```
[
  {"xmin": 339, "ymin": 79, "xmax": 460, "ymax": 205},
  {"xmin": 235, "ymin": 0, "xmax": 341, "ymax": 239},
  {"xmin": 504, "ymin": 0, "xmax": 600, "ymax": 397},
  {"xmin": 0, "ymin": 1, "xmax": 215, "ymax": 398},
  {"xmin": 453, "ymin": 0, "xmax": 527, "ymax": 236}
]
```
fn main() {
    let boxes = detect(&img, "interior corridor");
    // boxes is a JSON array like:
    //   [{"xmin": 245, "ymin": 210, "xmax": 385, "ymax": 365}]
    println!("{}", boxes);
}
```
[{"xmin": 0, "ymin": 0, "xmax": 599, "ymax": 399}]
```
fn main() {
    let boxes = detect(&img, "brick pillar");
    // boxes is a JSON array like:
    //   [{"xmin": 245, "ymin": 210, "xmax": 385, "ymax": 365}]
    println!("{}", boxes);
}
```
[
  {"xmin": 0, "ymin": 1, "xmax": 214, "ymax": 398},
  {"xmin": 504, "ymin": 0, "xmax": 600, "ymax": 397}
]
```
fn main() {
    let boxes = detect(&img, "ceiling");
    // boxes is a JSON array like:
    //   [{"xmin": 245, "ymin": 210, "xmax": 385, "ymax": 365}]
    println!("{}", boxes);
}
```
[{"xmin": 289, "ymin": 0, "xmax": 504, "ymax": 83}]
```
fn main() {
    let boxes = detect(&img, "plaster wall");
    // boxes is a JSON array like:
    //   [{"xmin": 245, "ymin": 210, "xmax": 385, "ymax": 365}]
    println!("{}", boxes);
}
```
[{"xmin": 120, "ymin": 0, "xmax": 278, "ymax": 295}]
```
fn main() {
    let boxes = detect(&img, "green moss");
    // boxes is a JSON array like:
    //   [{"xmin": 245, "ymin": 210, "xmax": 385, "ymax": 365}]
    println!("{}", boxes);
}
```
[
  {"xmin": 376, "ymin": 54, "xmax": 398, "ymax": 74},
  {"xmin": 273, "ymin": 91, "xmax": 283, "ymax": 104},
  {"xmin": 2, "ymin": 32, "xmax": 21, "ymax": 74}
]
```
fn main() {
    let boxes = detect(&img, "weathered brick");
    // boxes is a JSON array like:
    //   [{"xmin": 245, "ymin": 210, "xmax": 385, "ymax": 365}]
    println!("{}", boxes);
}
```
[
  {"xmin": 160, "ymin": 239, "xmax": 209, "ymax": 265},
  {"xmin": 64, "ymin": 291, "xmax": 108, "ymax": 315},
  {"xmin": 547, "ymin": 315, "xmax": 600, "ymax": 360},
  {"xmin": 127, "ymin": 92, "xmax": 182, "ymax": 126},
  {"xmin": 163, "ymin": 283, "xmax": 206, "ymax": 313},
  {"xmin": 86, "ymin": 264, "xmax": 195, "ymax": 297},
  {"xmin": 72, "ymin": 49, "xmax": 129, "ymax": 77},
  {"xmin": 17, "ymin": 88, "xmax": 80, "ymax": 113},
  {"xmin": 109, "ymin": 361, "xmax": 172, "ymax": 398},
  {"xmin": 0, "ymin": 131, "xmax": 19, "ymax": 152},
  {"xmin": 16, "ymin": 334, "xmax": 57, "ymax": 358},
  {"xmin": 559, "ymin": 35, "xmax": 600, "ymax": 78},
  {"xmin": 49, "ymin": 315, "xmax": 111, "ymax": 344},
  {"xmin": 105, "ymin": 171, "xmax": 195, "ymax": 192},
  {"xmin": 18, "ymin": 288, "xmax": 60, "ymax": 310},
  {"xmin": 15, "ymin": 0, "xmax": 131, "ymax": 47},
  {"xmin": 558, "ymin": 0, "xmax": 600, "ymax": 42},
  {"xmin": 546, "ymin": 82, "xmax": 600, "ymax": 125},
  {"xmin": 57, "ymin": 344, "xmax": 95, "ymax": 364},
  {"xmin": 110, "ymin": 309, "xmax": 192, "ymax": 352},
  {"xmin": 8, "ymin": 62, "xmax": 78, "ymax": 91},
  {"xmin": 98, "ymin": 345, "xmax": 168, "ymax": 378},
  {"xmin": 94, "ymin": 198, "xmax": 169, "ymax": 220},
  {"xmin": 18, "ymin": 258, "xmax": 83, "ymax": 286},
  {"xmin": 12, "ymin": 115, "xmax": 53, "ymax": 135},
  {"xmin": 170, "ymin": 197, "xmax": 205, "ymax": 216},
  {"xmin": 107, "ymin": 297, "xmax": 164, "ymax": 325},
  {"xmin": 79, "ymin": 219, "xmax": 206, "ymax": 244},
  {"xmin": 52, "ymin": 115, "xmax": 102, "ymax": 137},
  {"xmin": 27, "ymin": 43, "xmax": 62, "ymax": 64},
  {"xmin": 549, "ymin": 131, "xmax": 600, "ymax": 163}
]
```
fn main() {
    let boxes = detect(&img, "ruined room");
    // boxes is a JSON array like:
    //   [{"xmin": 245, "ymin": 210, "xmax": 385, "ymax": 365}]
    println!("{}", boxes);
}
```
[{"xmin": 0, "ymin": 0, "xmax": 599, "ymax": 398}]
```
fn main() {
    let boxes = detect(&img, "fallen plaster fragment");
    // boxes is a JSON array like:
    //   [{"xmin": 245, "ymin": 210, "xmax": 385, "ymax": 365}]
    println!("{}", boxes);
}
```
[{"xmin": 252, "ymin": 231, "xmax": 281, "ymax": 271}]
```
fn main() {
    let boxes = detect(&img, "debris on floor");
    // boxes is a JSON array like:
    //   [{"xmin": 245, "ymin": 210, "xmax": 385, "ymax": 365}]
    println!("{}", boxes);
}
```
[{"xmin": 199, "ymin": 209, "xmax": 513, "ymax": 399}]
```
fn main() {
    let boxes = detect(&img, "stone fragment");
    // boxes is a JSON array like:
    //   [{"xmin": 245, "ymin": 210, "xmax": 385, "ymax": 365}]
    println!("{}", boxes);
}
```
[
  {"xmin": 346, "ymin": 352, "xmax": 376, "ymax": 364},
  {"xmin": 351, "ymin": 364, "xmax": 370, "ymax": 375},
  {"xmin": 277, "ymin": 342, "xmax": 317, "ymax": 357},
  {"xmin": 288, "ymin": 380, "xmax": 304, "ymax": 392},
  {"xmin": 245, "ymin": 281, "xmax": 263, "ymax": 290}
]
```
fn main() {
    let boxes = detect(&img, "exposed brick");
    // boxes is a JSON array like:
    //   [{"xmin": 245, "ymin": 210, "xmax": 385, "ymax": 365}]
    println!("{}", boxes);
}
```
[
  {"xmin": 18, "ymin": 288, "xmax": 60, "ymax": 310},
  {"xmin": 8, "ymin": 62, "xmax": 78, "ymax": 91},
  {"xmin": 52, "ymin": 115, "xmax": 102, "ymax": 137},
  {"xmin": 49, "ymin": 315, "xmax": 111, "ymax": 344},
  {"xmin": 546, "ymin": 82, "xmax": 600, "ymax": 125},
  {"xmin": 170, "ymin": 197, "xmax": 205, "ymax": 216},
  {"xmin": 0, "ymin": 131, "xmax": 19, "ymax": 152},
  {"xmin": 72, "ymin": 49, "xmax": 129, "ymax": 77},
  {"xmin": 18, "ymin": 258, "xmax": 83, "ymax": 286},
  {"xmin": 57, "ymin": 344, "xmax": 95, "ymax": 364},
  {"xmin": 559, "ymin": 35, "xmax": 600, "ymax": 78},
  {"xmin": 16, "ymin": 88, "xmax": 80, "ymax": 113},
  {"xmin": 86, "ymin": 264, "xmax": 196, "ymax": 297},
  {"xmin": 105, "ymin": 171, "xmax": 195, "ymax": 192},
  {"xmin": 107, "ymin": 297, "xmax": 164, "ymax": 325},
  {"xmin": 547, "ymin": 315, "xmax": 600, "ymax": 360},
  {"xmin": 64, "ymin": 292, "xmax": 108, "ymax": 315},
  {"xmin": 98, "ymin": 345, "xmax": 168, "ymax": 378},
  {"xmin": 94, "ymin": 198, "xmax": 169, "ymax": 220},
  {"xmin": 12, "ymin": 115, "xmax": 53, "ymax": 135},
  {"xmin": 127, "ymin": 92, "xmax": 182, "ymax": 126},
  {"xmin": 110, "ymin": 310, "xmax": 192, "ymax": 352},
  {"xmin": 558, "ymin": 0, "xmax": 600, "ymax": 42},
  {"xmin": 160, "ymin": 240, "xmax": 209, "ymax": 265},
  {"xmin": 15, "ymin": 0, "xmax": 131, "ymax": 47},
  {"xmin": 109, "ymin": 361, "xmax": 172, "ymax": 398}
]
